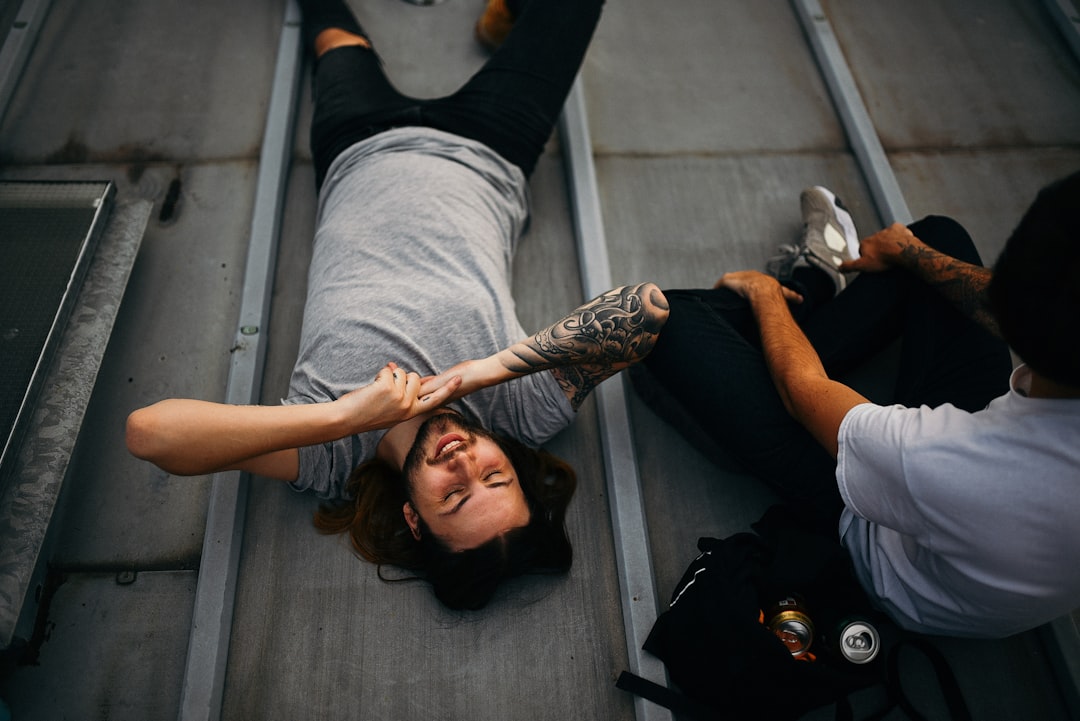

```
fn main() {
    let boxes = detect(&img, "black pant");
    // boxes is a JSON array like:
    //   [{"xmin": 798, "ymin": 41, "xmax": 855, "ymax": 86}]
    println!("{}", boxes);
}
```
[
  {"xmin": 639, "ymin": 216, "xmax": 1013, "ymax": 524},
  {"xmin": 309, "ymin": 0, "xmax": 605, "ymax": 189}
]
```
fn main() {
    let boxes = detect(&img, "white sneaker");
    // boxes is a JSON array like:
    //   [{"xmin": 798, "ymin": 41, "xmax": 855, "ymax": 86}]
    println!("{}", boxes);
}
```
[{"xmin": 765, "ymin": 186, "xmax": 859, "ymax": 295}]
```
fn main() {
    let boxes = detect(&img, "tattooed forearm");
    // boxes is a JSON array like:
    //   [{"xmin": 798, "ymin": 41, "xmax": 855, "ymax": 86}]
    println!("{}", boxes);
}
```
[
  {"xmin": 502, "ymin": 283, "xmax": 670, "ymax": 408},
  {"xmin": 899, "ymin": 244, "xmax": 1001, "ymax": 338},
  {"xmin": 548, "ymin": 365, "xmax": 602, "ymax": 411},
  {"xmin": 509, "ymin": 283, "xmax": 669, "ymax": 371}
]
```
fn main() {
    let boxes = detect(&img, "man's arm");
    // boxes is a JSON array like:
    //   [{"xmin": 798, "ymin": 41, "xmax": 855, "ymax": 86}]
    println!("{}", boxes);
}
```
[
  {"xmin": 127, "ymin": 363, "xmax": 461, "ymax": 479},
  {"xmin": 841, "ymin": 223, "xmax": 1000, "ymax": 338},
  {"xmin": 718, "ymin": 271, "xmax": 868, "ymax": 458},
  {"xmin": 422, "ymin": 283, "xmax": 670, "ymax": 410}
]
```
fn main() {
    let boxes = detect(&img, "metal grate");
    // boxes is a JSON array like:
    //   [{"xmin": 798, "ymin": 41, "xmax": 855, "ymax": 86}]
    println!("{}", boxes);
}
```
[{"xmin": 0, "ymin": 180, "xmax": 114, "ymax": 477}]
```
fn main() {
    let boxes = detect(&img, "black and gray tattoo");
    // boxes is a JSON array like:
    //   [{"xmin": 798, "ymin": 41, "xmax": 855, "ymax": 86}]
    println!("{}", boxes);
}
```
[
  {"xmin": 506, "ymin": 283, "xmax": 669, "ymax": 409},
  {"xmin": 899, "ymin": 244, "xmax": 1000, "ymax": 338}
]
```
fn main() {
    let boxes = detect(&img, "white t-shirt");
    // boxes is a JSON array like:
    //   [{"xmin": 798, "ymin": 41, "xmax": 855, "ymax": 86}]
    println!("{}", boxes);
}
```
[
  {"xmin": 285, "ymin": 128, "xmax": 574, "ymax": 499},
  {"xmin": 837, "ymin": 365, "xmax": 1080, "ymax": 638}
]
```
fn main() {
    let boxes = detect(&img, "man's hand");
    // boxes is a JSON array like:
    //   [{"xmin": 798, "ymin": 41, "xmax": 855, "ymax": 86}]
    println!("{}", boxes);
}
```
[
  {"xmin": 839, "ymin": 222, "xmax": 919, "ymax": 274},
  {"xmin": 338, "ymin": 362, "xmax": 461, "ymax": 432},
  {"xmin": 715, "ymin": 270, "xmax": 804, "ymax": 304}
]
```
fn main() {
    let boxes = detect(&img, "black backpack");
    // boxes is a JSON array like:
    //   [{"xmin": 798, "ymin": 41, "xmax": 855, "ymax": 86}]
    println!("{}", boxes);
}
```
[{"xmin": 618, "ymin": 505, "xmax": 972, "ymax": 721}]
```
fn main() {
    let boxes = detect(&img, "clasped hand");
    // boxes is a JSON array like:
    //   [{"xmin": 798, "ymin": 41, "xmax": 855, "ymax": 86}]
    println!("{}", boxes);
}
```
[
  {"xmin": 714, "ymin": 270, "xmax": 804, "ymax": 304},
  {"xmin": 839, "ymin": 222, "xmax": 916, "ymax": 274},
  {"xmin": 338, "ymin": 361, "xmax": 462, "ymax": 431}
]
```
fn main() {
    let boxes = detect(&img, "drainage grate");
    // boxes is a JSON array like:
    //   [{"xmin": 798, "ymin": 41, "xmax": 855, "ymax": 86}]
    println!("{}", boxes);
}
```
[{"xmin": 0, "ymin": 180, "xmax": 115, "ymax": 478}]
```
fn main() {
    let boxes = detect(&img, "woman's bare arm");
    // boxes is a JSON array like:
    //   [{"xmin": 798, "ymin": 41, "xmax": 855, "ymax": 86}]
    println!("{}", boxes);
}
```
[{"xmin": 127, "ymin": 363, "xmax": 460, "ymax": 478}]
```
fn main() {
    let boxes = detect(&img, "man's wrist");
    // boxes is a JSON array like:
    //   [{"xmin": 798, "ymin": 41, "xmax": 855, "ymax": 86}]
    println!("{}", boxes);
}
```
[
  {"xmin": 746, "ymin": 276, "xmax": 787, "ymax": 306},
  {"xmin": 892, "ymin": 234, "xmax": 932, "ymax": 272},
  {"xmin": 480, "ymin": 352, "xmax": 521, "ymax": 388}
]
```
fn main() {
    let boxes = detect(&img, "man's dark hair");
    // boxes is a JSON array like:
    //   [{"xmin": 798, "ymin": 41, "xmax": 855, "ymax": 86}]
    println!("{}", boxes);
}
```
[{"xmin": 988, "ymin": 170, "xmax": 1080, "ymax": 388}]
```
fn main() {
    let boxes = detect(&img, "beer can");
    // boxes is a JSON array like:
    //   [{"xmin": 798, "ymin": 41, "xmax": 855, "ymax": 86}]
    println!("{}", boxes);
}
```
[
  {"xmin": 764, "ymin": 597, "xmax": 814, "ymax": 658},
  {"xmin": 833, "ymin": 618, "xmax": 879, "ymax": 664}
]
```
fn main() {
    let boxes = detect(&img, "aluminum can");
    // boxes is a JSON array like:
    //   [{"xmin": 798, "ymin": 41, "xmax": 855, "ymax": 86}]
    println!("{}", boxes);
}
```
[
  {"xmin": 833, "ymin": 618, "xmax": 880, "ymax": 664},
  {"xmin": 764, "ymin": 597, "xmax": 814, "ymax": 658}
]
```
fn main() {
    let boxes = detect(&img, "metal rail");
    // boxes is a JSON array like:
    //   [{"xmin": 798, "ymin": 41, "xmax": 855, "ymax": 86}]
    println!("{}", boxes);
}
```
[
  {"xmin": 792, "ymin": 0, "xmax": 912, "ymax": 226},
  {"xmin": 558, "ymin": 76, "xmax": 673, "ymax": 721},
  {"xmin": 176, "ymin": 2, "xmax": 303, "ymax": 719},
  {"xmin": 0, "ymin": 0, "xmax": 52, "ymax": 126},
  {"xmin": 1044, "ymin": 0, "xmax": 1080, "ymax": 64}
]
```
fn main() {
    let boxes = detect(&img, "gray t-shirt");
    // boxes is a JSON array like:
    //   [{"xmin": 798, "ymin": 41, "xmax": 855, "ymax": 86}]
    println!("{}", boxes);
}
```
[{"xmin": 285, "ymin": 127, "xmax": 575, "ymax": 499}]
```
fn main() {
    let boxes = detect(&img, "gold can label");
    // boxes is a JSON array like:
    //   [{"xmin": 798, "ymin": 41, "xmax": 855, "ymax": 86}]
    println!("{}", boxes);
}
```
[{"xmin": 764, "ymin": 597, "xmax": 814, "ymax": 658}]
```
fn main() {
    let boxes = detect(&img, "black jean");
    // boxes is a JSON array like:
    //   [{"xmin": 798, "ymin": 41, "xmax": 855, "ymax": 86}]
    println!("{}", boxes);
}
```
[
  {"xmin": 309, "ymin": 0, "xmax": 605, "ymax": 190},
  {"xmin": 638, "ymin": 215, "xmax": 1013, "ymax": 525}
]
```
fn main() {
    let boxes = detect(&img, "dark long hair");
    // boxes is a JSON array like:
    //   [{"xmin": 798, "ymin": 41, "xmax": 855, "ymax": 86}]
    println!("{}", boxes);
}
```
[{"xmin": 313, "ymin": 434, "xmax": 577, "ymax": 610}]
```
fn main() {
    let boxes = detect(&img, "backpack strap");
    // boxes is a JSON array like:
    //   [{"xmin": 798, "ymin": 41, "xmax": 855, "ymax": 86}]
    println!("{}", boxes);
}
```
[
  {"xmin": 856, "ymin": 638, "xmax": 972, "ymax": 721},
  {"xmin": 889, "ymin": 639, "xmax": 973, "ymax": 721},
  {"xmin": 615, "ymin": 671, "xmax": 718, "ymax": 721}
]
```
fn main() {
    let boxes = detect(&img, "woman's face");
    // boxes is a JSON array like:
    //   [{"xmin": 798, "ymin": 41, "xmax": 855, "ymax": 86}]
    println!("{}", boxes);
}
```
[{"xmin": 402, "ymin": 414, "xmax": 530, "ymax": 551}]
